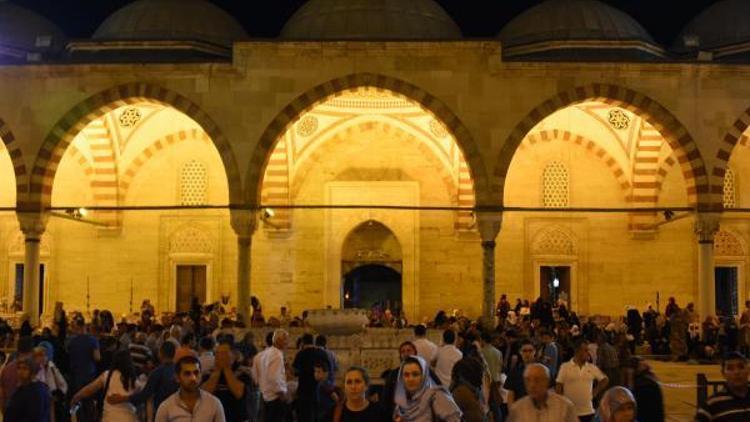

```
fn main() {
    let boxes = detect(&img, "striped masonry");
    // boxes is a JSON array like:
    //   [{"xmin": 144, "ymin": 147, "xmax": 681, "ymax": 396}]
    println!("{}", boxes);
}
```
[
  {"xmin": 84, "ymin": 117, "xmax": 120, "ymax": 227},
  {"xmin": 629, "ymin": 120, "xmax": 663, "ymax": 232},
  {"xmin": 260, "ymin": 134, "xmax": 292, "ymax": 230}
]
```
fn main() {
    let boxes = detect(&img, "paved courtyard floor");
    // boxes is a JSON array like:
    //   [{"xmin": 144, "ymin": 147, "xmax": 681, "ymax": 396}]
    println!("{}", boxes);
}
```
[{"xmin": 648, "ymin": 360, "xmax": 723, "ymax": 422}]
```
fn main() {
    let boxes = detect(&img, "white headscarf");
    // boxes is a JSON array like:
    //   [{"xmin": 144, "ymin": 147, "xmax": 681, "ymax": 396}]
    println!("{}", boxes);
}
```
[{"xmin": 394, "ymin": 355, "xmax": 462, "ymax": 422}]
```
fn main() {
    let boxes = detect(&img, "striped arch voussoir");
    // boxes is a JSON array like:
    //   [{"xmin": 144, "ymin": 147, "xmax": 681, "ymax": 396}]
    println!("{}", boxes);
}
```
[
  {"xmin": 495, "ymin": 83, "xmax": 707, "ymax": 208},
  {"xmin": 247, "ymin": 73, "xmax": 490, "ymax": 207},
  {"xmin": 0, "ymin": 118, "xmax": 27, "ymax": 206},
  {"xmin": 714, "ymin": 109, "xmax": 750, "ymax": 211},
  {"xmin": 287, "ymin": 120, "xmax": 461, "ymax": 202},
  {"xmin": 119, "ymin": 129, "xmax": 212, "ymax": 203},
  {"xmin": 28, "ymin": 83, "xmax": 241, "ymax": 211},
  {"xmin": 519, "ymin": 129, "xmax": 631, "ymax": 200}
]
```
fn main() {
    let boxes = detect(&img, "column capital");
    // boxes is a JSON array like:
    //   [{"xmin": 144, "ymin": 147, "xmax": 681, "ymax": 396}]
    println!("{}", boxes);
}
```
[
  {"xmin": 17, "ymin": 212, "xmax": 48, "ymax": 239},
  {"xmin": 476, "ymin": 212, "xmax": 502, "ymax": 243},
  {"xmin": 694, "ymin": 212, "xmax": 721, "ymax": 243},
  {"xmin": 230, "ymin": 209, "xmax": 258, "ymax": 239}
]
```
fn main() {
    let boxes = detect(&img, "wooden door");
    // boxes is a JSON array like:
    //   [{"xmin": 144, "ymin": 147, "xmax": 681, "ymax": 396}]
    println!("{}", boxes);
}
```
[{"xmin": 176, "ymin": 265, "xmax": 207, "ymax": 312}]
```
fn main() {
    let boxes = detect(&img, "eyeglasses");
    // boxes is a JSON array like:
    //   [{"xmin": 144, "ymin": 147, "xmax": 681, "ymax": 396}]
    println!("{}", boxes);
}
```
[{"xmin": 521, "ymin": 348, "xmax": 535, "ymax": 353}]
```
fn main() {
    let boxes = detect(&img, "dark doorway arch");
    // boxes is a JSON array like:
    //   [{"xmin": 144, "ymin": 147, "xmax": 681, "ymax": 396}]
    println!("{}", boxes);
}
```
[{"xmin": 342, "ymin": 264, "xmax": 402, "ymax": 311}]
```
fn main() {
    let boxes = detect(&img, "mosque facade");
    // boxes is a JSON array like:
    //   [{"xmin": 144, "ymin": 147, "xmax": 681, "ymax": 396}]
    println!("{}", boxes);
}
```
[{"xmin": 0, "ymin": 0, "xmax": 748, "ymax": 325}]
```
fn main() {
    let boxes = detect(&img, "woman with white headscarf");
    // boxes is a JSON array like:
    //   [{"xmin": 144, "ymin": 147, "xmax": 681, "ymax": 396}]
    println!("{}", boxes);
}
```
[
  {"xmin": 393, "ymin": 355, "xmax": 462, "ymax": 422},
  {"xmin": 596, "ymin": 386, "xmax": 637, "ymax": 422}
]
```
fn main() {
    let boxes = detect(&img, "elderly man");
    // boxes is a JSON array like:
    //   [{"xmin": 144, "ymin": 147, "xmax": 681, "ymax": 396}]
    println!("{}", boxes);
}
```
[
  {"xmin": 257, "ymin": 329, "xmax": 289, "ymax": 422},
  {"xmin": 696, "ymin": 351, "xmax": 750, "ymax": 421},
  {"xmin": 507, "ymin": 363, "xmax": 577, "ymax": 422}
]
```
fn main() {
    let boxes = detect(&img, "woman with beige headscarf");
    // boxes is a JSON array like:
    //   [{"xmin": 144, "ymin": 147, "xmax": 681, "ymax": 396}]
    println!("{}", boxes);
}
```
[{"xmin": 596, "ymin": 386, "xmax": 637, "ymax": 422}]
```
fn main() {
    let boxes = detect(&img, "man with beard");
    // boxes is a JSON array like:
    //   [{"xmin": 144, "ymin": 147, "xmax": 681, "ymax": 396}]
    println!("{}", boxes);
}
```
[{"xmin": 155, "ymin": 356, "xmax": 225, "ymax": 421}]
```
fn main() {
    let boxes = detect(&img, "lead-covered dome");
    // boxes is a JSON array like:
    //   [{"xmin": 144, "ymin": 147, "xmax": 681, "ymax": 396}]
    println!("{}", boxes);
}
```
[
  {"xmin": 93, "ymin": 0, "xmax": 246, "ymax": 47},
  {"xmin": 280, "ymin": 0, "xmax": 462, "ymax": 40},
  {"xmin": 676, "ymin": 0, "xmax": 750, "ymax": 60},
  {"xmin": 499, "ymin": 0, "xmax": 662, "ymax": 61},
  {"xmin": 0, "ymin": 3, "xmax": 66, "ymax": 62}
]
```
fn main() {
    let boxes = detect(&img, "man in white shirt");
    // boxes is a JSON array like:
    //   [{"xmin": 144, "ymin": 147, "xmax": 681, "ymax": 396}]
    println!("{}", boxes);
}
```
[
  {"xmin": 256, "ymin": 329, "xmax": 289, "ymax": 421},
  {"xmin": 198, "ymin": 337, "xmax": 215, "ymax": 376},
  {"xmin": 556, "ymin": 339, "xmax": 609, "ymax": 422},
  {"xmin": 507, "ymin": 363, "xmax": 577, "ymax": 422},
  {"xmin": 251, "ymin": 332, "xmax": 275, "ymax": 386},
  {"xmin": 412, "ymin": 324, "xmax": 438, "ymax": 364},
  {"xmin": 434, "ymin": 329, "xmax": 463, "ymax": 386}
]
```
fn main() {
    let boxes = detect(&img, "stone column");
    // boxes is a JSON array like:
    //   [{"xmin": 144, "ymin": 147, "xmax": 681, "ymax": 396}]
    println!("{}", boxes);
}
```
[
  {"xmin": 18, "ymin": 213, "xmax": 48, "ymax": 327},
  {"xmin": 477, "ymin": 212, "xmax": 502, "ymax": 325},
  {"xmin": 694, "ymin": 213, "xmax": 720, "ymax": 322},
  {"xmin": 231, "ymin": 210, "xmax": 257, "ymax": 322}
]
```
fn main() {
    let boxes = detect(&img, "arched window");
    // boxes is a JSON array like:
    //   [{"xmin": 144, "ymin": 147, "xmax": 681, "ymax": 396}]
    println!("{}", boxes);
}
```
[
  {"xmin": 542, "ymin": 161, "xmax": 569, "ymax": 208},
  {"xmin": 180, "ymin": 160, "xmax": 208, "ymax": 205},
  {"xmin": 724, "ymin": 167, "xmax": 737, "ymax": 209}
]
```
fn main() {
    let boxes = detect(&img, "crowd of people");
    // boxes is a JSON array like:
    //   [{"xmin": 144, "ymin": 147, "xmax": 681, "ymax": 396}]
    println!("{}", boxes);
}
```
[{"xmin": 0, "ymin": 294, "xmax": 746, "ymax": 421}]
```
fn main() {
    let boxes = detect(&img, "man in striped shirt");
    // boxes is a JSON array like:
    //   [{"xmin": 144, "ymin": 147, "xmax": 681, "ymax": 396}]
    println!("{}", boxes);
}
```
[
  {"xmin": 128, "ymin": 332, "xmax": 153, "ymax": 375},
  {"xmin": 695, "ymin": 351, "xmax": 750, "ymax": 422}
]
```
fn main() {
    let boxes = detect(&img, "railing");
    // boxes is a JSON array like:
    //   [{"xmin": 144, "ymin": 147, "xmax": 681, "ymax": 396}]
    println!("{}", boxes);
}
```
[{"xmin": 697, "ymin": 374, "xmax": 726, "ymax": 408}]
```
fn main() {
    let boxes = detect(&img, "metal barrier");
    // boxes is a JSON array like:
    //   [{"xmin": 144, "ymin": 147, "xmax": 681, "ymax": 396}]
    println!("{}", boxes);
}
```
[{"xmin": 696, "ymin": 373, "xmax": 728, "ymax": 408}]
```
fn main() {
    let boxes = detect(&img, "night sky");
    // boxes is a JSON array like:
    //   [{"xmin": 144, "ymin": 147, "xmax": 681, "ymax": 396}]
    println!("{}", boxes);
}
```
[{"xmin": 10, "ymin": 0, "xmax": 722, "ymax": 46}]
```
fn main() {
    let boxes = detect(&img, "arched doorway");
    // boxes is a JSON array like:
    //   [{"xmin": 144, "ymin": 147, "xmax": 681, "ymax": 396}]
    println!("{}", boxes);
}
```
[
  {"xmin": 343, "ymin": 265, "xmax": 401, "ymax": 310},
  {"xmin": 341, "ymin": 220, "xmax": 403, "ymax": 311}
]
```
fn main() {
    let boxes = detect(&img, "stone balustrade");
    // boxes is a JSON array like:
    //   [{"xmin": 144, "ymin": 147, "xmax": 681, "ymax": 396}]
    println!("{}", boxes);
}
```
[{"xmin": 246, "ymin": 327, "xmax": 443, "ymax": 384}]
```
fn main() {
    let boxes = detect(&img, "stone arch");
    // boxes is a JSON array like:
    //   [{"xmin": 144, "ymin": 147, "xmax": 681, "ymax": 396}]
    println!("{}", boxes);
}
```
[
  {"xmin": 63, "ymin": 144, "xmax": 95, "ymax": 186},
  {"xmin": 655, "ymin": 156, "xmax": 678, "ymax": 198},
  {"xmin": 119, "ymin": 129, "xmax": 213, "ymax": 204},
  {"xmin": 28, "ymin": 83, "xmax": 241, "ymax": 211},
  {"xmin": 0, "ymin": 119, "xmax": 26, "ymax": 205},
  {"xmin": 531, "ymin": 226, "xmax": 577, "ymax": 256},
  {"xmin": 496, "ymin": 84, "xmax": 708, "ymax": 208},
  {"xmin": 247, "ymin": 73, "xmax": 491, "ymax": 207},
  {"xmin": 517, "ymin": 129, "xmax": 632, "ymax": 202},
  {"xmin": 341, "ymin": 219, "xmax": 403, "ymax": 272},
  {"xmin": 716, "ymin": 132, "xmax": 750, "ymax": 211},
  {"xmin": 289, "ymin": 119, "xmax": 459, "ymax": 201},
  {"xmin": 714, "ymin": 230, "xmax": 745, "ymax": 258}
]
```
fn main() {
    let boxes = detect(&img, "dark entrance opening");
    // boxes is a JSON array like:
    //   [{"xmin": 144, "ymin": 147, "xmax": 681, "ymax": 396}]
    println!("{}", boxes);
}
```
[
  {"xmin": 715, "ymin": 266, "xmax": 739, "ymax": 317},
  {"xmin": 343, "ymin": 264, "xmax": 402, "ymax": 311},
  {"xmin": 540, "ymin": 266, "xmax": 571, "ymax": 305}
]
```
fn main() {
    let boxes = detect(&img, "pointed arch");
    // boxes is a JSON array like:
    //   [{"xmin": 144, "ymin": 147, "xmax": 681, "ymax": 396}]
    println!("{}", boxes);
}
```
[
  {"xmin": 28, "ymin": 83, "xmax": 241, "ymax": 210},
  {"xmin": 518, "ymin": 129, "xmax": 632, "ymax": 201},
  {"xmin": 716, "ymin": 126, "xmax": 750, "ymax": 210},
  {"xmin": 119, "ymin": 128, "xmax": 213, "ymax": 204},
  {"xmin": 0, "ymin": 119, "xmax": 26, "ymax": 205},
  {"xmin": 246, "ymin": 73, "xmax": 491, "ymax": 207},
  {"xmin": 495, "ymin": 84, "xmax": 708, "ymax": 209}
]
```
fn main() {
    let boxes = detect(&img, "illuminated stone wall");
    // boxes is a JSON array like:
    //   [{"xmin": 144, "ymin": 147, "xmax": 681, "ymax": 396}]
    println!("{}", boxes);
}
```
[{"xmin": 0, "ymin": 42, "xmax": 747, "ymax": 320}]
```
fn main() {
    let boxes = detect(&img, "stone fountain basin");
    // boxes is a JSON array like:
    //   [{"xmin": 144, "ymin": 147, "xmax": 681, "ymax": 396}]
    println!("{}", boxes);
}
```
[{"xmin": 306, "ymin": 308, "xmax": 368, "ymax": 336}]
